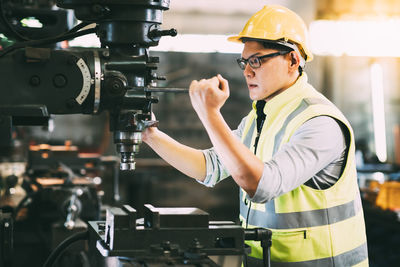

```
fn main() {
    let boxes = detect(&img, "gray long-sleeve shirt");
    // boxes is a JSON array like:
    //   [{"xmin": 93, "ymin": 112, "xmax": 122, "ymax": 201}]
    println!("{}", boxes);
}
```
[{"xmin": 200, "ymin": 115, "xmax": 347, "ymax": 203}]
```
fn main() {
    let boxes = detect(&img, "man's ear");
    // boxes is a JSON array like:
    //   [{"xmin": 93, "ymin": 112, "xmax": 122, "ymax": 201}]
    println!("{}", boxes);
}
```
[
  {"xmin": 290, "ymin": 51, "xmax": 299, "ymax": 66},
  {"xmin": 288, "ymin": 51, "xmax": 300, "ymax": 72}
]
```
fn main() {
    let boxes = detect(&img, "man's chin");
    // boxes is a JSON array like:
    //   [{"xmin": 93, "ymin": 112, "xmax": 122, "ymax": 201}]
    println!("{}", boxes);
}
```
[{"xmin": 249, "ymin": 94, "xmax": 266, "ymax": 101}]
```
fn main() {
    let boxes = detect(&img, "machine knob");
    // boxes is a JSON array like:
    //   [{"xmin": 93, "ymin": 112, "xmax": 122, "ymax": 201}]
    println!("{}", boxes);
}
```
[
  {"xmin": 5, "ymin": 175, "xmax": 18, "ymax": 189},
  {"xmin": 148, "ymin": 28, "xmax": 177, "ymax": 40}
]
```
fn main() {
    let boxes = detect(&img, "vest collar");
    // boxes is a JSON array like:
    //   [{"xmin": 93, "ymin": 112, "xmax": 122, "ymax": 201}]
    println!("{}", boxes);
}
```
[{"xmin": 252, "ymin": 72, "xmax": 310, "ymax": 116}]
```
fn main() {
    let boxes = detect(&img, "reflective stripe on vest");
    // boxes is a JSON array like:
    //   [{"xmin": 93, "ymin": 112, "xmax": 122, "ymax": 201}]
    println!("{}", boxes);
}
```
[
  {"xmin": 247, "ymin": 243, "xmax": 368, "ymax": 267},
  {"xmin": 240, "ymin": 189, "xmax": 363, "ymax": 229}
]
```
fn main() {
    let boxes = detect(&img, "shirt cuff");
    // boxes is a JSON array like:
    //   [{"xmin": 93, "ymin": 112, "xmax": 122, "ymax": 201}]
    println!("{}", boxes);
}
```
[{"xmin": 196, "ymin": 149, "xmax": 217, "ymax": 187}]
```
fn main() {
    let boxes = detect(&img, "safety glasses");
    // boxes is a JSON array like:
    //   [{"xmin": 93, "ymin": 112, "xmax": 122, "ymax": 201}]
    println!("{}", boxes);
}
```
[{"xmin": 236, "ymin": 51, "xmax": 290, "ymax": 70}]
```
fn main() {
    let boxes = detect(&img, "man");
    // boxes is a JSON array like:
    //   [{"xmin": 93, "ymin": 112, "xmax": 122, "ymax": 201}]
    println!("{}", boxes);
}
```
[{"xmin": 143, "ymin": 5, "xmax": 368, "ymax": 266}]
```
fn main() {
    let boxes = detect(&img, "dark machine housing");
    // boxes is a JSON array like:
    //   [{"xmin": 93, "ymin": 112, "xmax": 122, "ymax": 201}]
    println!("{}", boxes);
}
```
[{"xmin": 0, "ymin": 0, "xmax": 178, "ymax": 171}]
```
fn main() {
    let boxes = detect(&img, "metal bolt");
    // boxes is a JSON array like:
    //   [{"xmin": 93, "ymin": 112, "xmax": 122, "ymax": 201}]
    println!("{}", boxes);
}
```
[
  {"xmin": 53, "ymin": 74, "xmax": 67, "ymax": 88},
  {"xmin": 109, "ymin": 79, "xmax": 125, "ymax": 95},
  {"xmin": 29, "ymin": 75, "xmax": 41, "ymax": 87},
  {"xmin": 102, "ymin": 50, "xmax": 110, "ymax": 57},
  {"xmin": 113, "ymin": 83, "xmax": 121, "ymax": 90}
]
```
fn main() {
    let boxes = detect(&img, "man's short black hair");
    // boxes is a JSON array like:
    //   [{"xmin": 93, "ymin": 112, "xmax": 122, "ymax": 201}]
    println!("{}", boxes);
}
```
[{"xmin": 261, "ymin": 41, "xmax": 293, "ymax": 52}]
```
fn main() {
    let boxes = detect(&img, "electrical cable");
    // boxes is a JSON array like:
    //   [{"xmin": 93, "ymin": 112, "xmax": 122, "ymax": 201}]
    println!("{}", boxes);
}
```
[
  {"xmin": 42, "ymin": 230, "xmax": 89, "ymax": 267},
  {"xmin": 0, "ymin": 0, "xmax": 90, "ymax": 42},
  {"xmin": 245, "ymin": 201, "xmax": 252, "ymax": 229},
  {"xmin": 244, "ymin": 201, "xmax": 252, "ymax": 267},
  {"xmin": 0, "ymin": 27, "xmax": 97, "ymax": 58},
  {"xmin": 244, "ymin": 100, "xmax": 266, "ymax": 267},
  {"xmin": 66, "ymin": 21, "xmax": 91, "ymax": 34},
  {"xmin": 0, "ymin": 0, "xmax": 30, "ymax": 41}
]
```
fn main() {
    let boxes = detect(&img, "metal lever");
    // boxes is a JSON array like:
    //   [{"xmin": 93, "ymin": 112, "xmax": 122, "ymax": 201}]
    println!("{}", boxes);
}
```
[
  {"xmin": 148, "ymin": 28, "xmax": 177, "ymax": 39},
  {"xmin": 145, "ymin": 87, "xmax": 188, "ymax": 93},
  {"xmin": 63, "ymin": 190, "xmax": 82, "ymax": 230},
  {"xmin": 126, "ymin": 86, "xmax": 188, "ymax": 93},
  {"xmin": 245, "ymin": 228, "xmax": 272, "ymax": 267}
]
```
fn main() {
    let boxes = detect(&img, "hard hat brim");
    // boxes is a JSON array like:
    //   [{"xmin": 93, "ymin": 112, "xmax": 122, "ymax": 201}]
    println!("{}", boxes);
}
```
[{"xmin": 227, "ymin": 35, "xmax": 242, "ymax": 43}]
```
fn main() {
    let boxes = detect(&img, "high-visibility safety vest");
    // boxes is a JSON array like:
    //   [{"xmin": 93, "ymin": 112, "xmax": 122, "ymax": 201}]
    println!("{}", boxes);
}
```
[{"xmin": 240, "ymin": 73, "xmax": 368, "ymax": 266}]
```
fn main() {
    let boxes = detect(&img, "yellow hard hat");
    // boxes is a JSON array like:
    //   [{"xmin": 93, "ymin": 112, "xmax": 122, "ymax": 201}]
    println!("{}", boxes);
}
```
[{"xmin": 228, "ymin": 5, "xmax": 313, "ymax": 62}]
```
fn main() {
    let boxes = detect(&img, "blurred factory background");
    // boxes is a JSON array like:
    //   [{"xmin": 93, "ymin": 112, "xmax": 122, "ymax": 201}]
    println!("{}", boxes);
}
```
[{"xmin": 2, "ymin": 0, "xmax": 400, "ymax": 266}]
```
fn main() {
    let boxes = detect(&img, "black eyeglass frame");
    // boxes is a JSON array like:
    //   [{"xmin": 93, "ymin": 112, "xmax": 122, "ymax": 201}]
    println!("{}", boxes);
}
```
[{"xmin": 236, "ymin": 51, "xmax": 290, "ymax": 70}]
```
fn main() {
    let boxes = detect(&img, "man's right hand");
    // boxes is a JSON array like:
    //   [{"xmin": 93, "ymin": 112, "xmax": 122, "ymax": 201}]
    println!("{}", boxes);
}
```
[{"xmin": 142, "ymin": 112, "xmax": 158, "ymax": 144}]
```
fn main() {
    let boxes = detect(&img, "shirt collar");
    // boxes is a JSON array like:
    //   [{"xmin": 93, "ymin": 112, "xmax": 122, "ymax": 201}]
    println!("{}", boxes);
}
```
[{"xmin": 252, "ymin": 72, "xmax": 309, "ymax": 115}]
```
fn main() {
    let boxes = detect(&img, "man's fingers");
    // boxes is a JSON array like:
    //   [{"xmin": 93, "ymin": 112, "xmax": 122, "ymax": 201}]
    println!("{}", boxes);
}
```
[
  {"xmin": 150, "ymin": 112, "xmax": 156, "ymax": 121},
  {"xmin": 190, "ymin": 76, "xmax": 228, "ymax": 98},
  {"xmin": 217, "ymin": 74, "xmax": 225, "ymax": 89},
  {"xmin": 189, "ymin": 80, "xmax": 199, "ymax": 95},
  {"xmin": 189, "ymin": 80, "xmax": 198, "ymax": 88},
  {"xmin": 217, "ymin": 74, "xmax": 229, "ymax": 95}
]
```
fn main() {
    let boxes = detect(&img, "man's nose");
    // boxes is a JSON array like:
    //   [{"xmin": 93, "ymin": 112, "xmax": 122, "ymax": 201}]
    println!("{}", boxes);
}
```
[{"xmin": 244, "ymin": 63, "xmax": 255, "ymax": 78}]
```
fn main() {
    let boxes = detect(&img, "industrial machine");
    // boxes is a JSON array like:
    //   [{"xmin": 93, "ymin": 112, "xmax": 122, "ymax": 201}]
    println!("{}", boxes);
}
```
[
  {"xmin": 0, "ymin": 143, "xmax": 108, "ymax": 267},
  {"xmin": 43, "ymin": 204, "xmax": 272, "ymax": 267},
  {"xmin": 0, "ymin": 1, "xmax": 272, "ymax": 266},
  {"xmin": 0, "ymin": 0, "xmax": 179, "ymax": 171}
]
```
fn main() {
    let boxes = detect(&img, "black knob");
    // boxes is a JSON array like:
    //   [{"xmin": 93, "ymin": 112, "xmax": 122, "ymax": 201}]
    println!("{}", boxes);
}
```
[
  {"xmin": 105, "ymin": 77, "xmax": 127, "ymax": 96},
  {"xmin": 53, "ymin": 74, "xmax": 67, "ymax": 88},
  {"xmin": 6, "ymin": 175, "xmax": 18, "ymax": 188},
  {"xmin": 148, "ymin": 28, "xmax": 178, "ymax": 39},
  {"xmin": 29, "ymin": 75, "xmax": 41, "ymax": 87}
]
